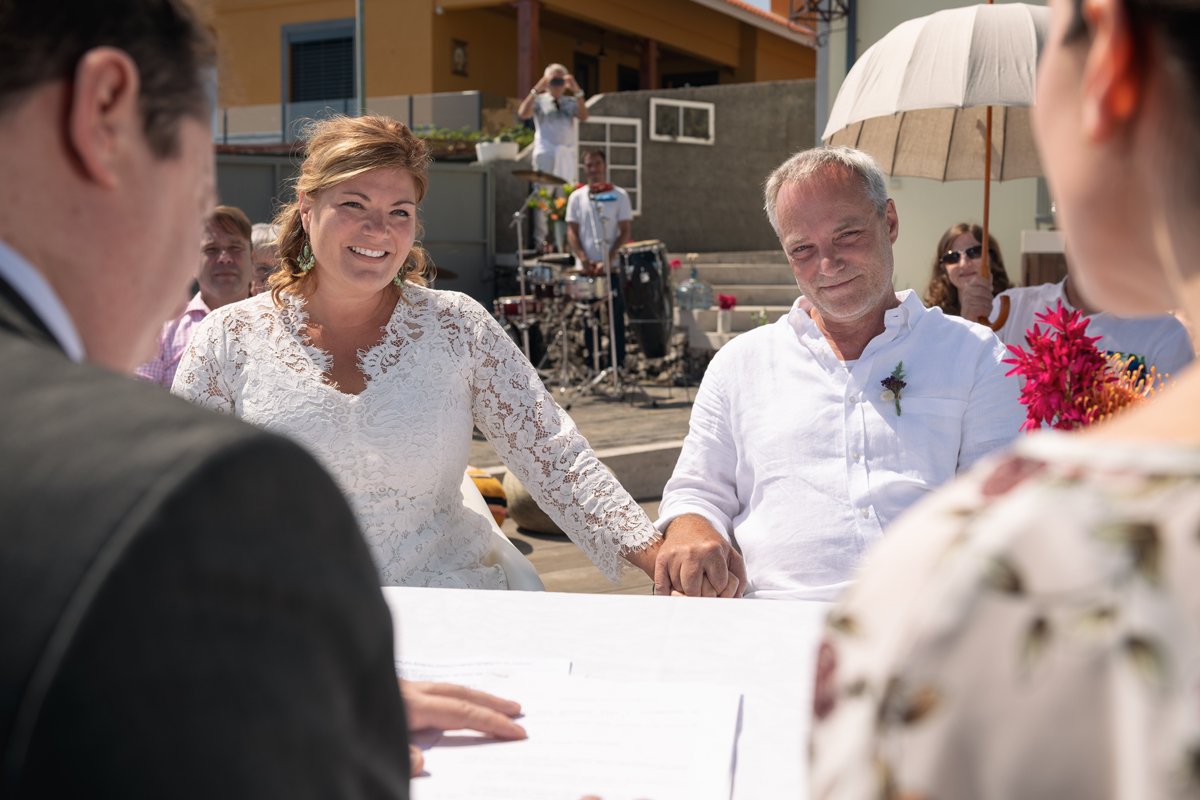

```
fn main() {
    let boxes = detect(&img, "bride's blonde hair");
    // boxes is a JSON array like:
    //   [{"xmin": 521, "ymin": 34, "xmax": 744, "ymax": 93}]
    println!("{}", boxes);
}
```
[{"xmin": 269, "ymin": 115, "xmax": 433, "ymax": 304}]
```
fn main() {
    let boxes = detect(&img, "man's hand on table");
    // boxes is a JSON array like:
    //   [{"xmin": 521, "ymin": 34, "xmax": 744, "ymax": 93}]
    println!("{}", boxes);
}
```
[
  {"xmin": 400, "ymin": 679, "xmax": 526, "ymax": 776},
  {"xmin": 652, "ymin": 514, "xmax": 746, "ymax": 597}
]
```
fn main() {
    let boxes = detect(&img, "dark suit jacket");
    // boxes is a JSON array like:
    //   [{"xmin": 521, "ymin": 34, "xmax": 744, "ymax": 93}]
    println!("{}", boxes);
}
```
[{"xmin": 0, "ymin": 278, "xmax": 410, "ymax": 797}]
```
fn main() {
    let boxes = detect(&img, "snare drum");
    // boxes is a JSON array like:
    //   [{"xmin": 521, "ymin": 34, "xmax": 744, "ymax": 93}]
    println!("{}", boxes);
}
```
[
  {"xmin": 493, "ymin": 295, "xmax": 541, "ymax": 321},
  {"xmin": 561, "ymin": 274, "xmax": 609, "ymax": 301},
  {"xmin": 525, "ymin": 263, "xmax": 560, "ymax": 299}
]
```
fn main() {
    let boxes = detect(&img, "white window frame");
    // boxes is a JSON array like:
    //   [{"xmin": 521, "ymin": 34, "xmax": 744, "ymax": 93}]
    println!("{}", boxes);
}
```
[
  {"xmin": 649, "ymin": 98, "xmax": 715, "ymax": 146},
  {"xmin": 577, "ymin": 115, "xmax": 643, "ymax": 217}
]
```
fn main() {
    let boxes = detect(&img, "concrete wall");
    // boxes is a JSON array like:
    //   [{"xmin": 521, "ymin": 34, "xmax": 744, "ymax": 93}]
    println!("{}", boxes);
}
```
[{"xmin": 587, "ymin": 80, "xmax": 816, "ymax": 253}]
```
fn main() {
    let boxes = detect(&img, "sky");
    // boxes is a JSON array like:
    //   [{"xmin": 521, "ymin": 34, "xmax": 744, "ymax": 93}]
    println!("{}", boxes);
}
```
[{"xmin": 741, "ymin": 0, "xmax": 772, "ymax": 9}]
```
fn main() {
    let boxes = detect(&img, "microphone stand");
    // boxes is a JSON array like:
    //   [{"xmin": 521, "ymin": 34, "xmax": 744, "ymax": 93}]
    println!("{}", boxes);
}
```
[
  {"xmin": 587, "ymin": 193, "xmax": 622, "ymax": 395},
  {"xmin": 507, "ymin": 188, "xmax": 543, "ymax": 363}
]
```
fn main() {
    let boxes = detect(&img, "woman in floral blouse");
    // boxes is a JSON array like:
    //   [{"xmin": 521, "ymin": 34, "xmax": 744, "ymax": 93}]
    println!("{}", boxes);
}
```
[{"xmin": 809, "ymin": 1, "xmax": 1200, "ymax": 797}]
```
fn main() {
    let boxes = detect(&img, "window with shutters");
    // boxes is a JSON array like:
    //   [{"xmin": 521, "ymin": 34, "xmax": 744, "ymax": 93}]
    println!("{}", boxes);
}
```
[{"xmin": 284, "ymin": 20, "xmax": 355, "ymax": 103}]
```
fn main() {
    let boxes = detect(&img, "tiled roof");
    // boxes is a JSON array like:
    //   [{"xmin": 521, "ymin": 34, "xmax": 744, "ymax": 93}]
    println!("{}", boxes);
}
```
[{"xmin": 718, "ymin": 0, "xmax": 816, "ymax": 37}]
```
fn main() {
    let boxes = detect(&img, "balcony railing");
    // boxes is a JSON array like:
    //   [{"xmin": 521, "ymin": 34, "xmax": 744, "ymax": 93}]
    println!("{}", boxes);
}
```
[{"xmin": 213, "ymin": 91, "xmax": 514, "ymax": 145}]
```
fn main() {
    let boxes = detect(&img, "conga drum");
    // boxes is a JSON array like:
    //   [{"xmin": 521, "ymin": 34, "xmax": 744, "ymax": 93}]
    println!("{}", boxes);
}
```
[{"xmin": 618, "ymin": 240, "xmax": 673, "ymax": 359}]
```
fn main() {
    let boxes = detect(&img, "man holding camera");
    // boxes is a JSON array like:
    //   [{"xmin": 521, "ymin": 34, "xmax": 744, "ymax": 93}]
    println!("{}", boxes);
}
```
[{"xmin": 518, "ymin": 63, "xmax": 588, "ymax": 249}]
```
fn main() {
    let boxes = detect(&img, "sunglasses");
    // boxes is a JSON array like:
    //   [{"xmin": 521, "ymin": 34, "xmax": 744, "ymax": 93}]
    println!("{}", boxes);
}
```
[{"xmin": 940, "ymin": 245, "xmax": 996, "ymax": 265}]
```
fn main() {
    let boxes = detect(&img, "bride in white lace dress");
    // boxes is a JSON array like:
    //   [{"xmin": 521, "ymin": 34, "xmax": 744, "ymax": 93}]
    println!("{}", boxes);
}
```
[{"xmin": 172, "ymin": 115, "xmax": 664, "ymax": 589}]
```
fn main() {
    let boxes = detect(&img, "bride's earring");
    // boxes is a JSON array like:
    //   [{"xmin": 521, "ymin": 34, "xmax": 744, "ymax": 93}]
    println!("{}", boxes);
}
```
[
  {"xmin": 298, "ymin": 242, "xmax": 315, "ymax": 273},
  {"xmin": 392, "ymin": 269, "xmax": 405, "ymax": 287}
]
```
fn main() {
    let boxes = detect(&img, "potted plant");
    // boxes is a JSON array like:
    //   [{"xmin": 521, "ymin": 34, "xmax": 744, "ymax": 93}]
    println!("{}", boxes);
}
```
[{"xmin": 475, "ymin": 133, "xmax": 519, "ymax": 163}]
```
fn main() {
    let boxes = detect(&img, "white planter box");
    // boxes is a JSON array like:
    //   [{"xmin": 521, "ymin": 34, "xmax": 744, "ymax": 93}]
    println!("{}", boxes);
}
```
[{"xmin": 475, "ymin": 141, "xmax": 519, "ymax": 163}]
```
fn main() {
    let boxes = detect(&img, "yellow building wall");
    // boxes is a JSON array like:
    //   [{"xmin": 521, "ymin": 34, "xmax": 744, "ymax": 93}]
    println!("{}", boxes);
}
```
[
  {"xmin": 431, "ymin": 8, "xmax": 517, "ymax": 95},
  {"xmin": 214, "ymin": 0, "xmax": 813, "ymax": 107},
  {"xmin": 213, "ymin": 0, "xmax": 437, "ymax": 104},
  {"xmin": 755, "ymin": 27, "xmax": 815, "ymax": 80}
]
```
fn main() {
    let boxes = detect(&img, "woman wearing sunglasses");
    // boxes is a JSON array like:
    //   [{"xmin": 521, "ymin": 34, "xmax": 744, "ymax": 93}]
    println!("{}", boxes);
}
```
[{"xmin": 924, "ymin": 222, "xmax": 1011, "ymax": 321}]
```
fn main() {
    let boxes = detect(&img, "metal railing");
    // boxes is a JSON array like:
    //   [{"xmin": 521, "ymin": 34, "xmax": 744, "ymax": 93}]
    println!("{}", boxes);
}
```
[{"xmin": 213, "ymin": 90, "xmax": 512, "ymax": 145}]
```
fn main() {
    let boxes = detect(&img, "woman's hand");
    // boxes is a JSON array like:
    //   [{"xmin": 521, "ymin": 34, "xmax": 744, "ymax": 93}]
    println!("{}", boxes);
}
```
[
  {"xmin": 957, "ymin": 274, "xmax": 995, "ymax": 323},
  {"xmin": 400, "ymin": 679, "xmax": 527, "ymax": 776}
]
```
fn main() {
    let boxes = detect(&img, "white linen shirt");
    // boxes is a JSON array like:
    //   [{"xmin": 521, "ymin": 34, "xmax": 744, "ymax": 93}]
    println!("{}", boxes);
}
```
[{"xmin": 656, "ymin": 290, "xmax": 1024, "ymax": 601}]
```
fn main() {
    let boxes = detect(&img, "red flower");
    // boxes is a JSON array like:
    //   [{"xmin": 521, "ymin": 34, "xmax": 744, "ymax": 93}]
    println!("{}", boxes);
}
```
[
  {"xmin": 1002, "ymin": 302, "xmax": 1160, "ymax": 431},
  {"xmin": 717, "ymin": 293, "xmax": 737, "ymax": 310}
]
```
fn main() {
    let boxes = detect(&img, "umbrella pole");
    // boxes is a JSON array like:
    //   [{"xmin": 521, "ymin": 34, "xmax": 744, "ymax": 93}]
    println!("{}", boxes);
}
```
[
  {"xmin": 980, "ymin": 103, "xmax": 1011, "ymax": 330},
  {"xmin": 979, "ymin": 0, "xmax": 1011, "ymax": 331}
]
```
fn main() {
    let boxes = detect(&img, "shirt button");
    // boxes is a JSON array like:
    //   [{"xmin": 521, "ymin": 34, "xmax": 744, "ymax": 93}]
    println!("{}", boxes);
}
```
[
  {"xmin": 860, "ymin": 508, "xmax": 870, "ymax": 519},
  {"xmin": 847, "ymin": 395, "xmax": 859, "ymax": 405},
  {"xmin": 851, "ymin": 451, "xmax": 861, "ymax": 462}
]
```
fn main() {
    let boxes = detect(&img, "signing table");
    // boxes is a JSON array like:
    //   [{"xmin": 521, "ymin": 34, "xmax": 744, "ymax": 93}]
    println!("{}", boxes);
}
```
[{"xmin": 383, "ymin": 587, "xmax": 828, "ymax": 799}]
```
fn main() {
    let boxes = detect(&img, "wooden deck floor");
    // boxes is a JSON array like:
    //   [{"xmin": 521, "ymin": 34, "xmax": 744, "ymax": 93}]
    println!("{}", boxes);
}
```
[
  {"xmin": 502, "ymin": 501, "xmax": 661, "ymax": 596},
  {"xmin": 469, "ymin": 384, "xmax": 694, "ymax": 470},
  {"xmin": 472, "ymin": 384, "xmax": 693, "ymax": 595}
]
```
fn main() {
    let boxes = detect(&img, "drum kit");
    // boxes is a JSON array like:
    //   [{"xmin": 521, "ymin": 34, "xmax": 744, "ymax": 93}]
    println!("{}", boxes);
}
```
[{"xmin": 497, "ymin": 168, "xmax": 676, "ymax": 403}]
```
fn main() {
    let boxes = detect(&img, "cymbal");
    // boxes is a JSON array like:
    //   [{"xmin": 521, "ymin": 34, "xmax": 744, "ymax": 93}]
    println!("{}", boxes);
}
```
[
  {"xmin": 431, "ymin": 267, "xmax": 459, "ymax": 281},
  {"xmin": 512, "ymin": 168, "xmax": 568, "ymax": 186}
]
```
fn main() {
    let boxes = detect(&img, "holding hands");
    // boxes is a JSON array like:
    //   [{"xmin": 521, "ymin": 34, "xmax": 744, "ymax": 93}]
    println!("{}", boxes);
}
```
[{"xmin": 626, "ymin": 514, "xmax": 745, "ymax": 597}]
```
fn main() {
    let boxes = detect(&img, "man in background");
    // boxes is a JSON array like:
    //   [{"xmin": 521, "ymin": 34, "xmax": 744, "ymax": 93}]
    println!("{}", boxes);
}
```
[
  {"xmin": 251, "ymin": 221, "xmax": 280, "ymax": 295},
  {"xmin": 135, "ymin": 204, "xmax": 253, "ymax": 387},
  {"xmin": 517, "ymin": 62, "xmax": 587, "ymax": 249},
  {"xmin": 567, "ymin": 149, "xmax": 632, "ymax": 371},
  {"xmin": 991, "ymin": 264, "xmax": 1194, "ymax": 379}
]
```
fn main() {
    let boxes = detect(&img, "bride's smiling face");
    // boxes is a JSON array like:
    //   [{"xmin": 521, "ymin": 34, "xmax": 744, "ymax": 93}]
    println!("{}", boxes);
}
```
[{"xmin": 300, "ymin": 167, "xmax": 418, "ymax": 298}]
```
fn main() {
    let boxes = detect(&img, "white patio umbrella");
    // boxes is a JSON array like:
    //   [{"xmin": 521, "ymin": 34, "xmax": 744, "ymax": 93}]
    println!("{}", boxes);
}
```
[{"xmin": 821, "ymin": 2, "xmax": 1050, "ymax": 328}]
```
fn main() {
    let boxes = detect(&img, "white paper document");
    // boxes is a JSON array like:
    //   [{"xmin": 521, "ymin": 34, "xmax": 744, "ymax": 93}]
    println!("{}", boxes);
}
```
[
  {"xmin": 397, "ymin": 656, "xmax": 572, "ymax": 683},
  {"xmin": 409, "ymin": 676, "xmax": 742, "ymax": 800}
]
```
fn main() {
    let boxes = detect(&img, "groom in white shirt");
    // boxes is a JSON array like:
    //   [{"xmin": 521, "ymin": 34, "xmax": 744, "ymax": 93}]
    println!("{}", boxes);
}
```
[{"xmin": 655, "ymin": 147, "xmax": 1024, "ymax": 600}]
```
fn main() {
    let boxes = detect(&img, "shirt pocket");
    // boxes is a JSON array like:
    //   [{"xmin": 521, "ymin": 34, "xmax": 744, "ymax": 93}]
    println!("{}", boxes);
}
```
[{"xmin": 889, "ymin": 396, "xmax": 968, "ymax": 481}]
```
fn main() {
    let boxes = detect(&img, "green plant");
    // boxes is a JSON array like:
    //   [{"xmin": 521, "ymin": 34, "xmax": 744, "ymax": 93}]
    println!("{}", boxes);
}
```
[{"xmin": 413, "ymin": 124, "xmax": 532, "ymax": 148}]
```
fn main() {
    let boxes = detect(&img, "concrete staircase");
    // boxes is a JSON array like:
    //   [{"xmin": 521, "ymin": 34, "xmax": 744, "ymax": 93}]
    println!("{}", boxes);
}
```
[{"xmin": 671, "ymin": 250, "xmax": 798, "ymax": 350}]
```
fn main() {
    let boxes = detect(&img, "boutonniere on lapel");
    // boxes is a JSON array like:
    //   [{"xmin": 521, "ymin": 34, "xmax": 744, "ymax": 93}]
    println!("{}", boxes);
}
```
[{"xmin": 880, "ymin": 361, "xmax": 907, "ymax": 416}]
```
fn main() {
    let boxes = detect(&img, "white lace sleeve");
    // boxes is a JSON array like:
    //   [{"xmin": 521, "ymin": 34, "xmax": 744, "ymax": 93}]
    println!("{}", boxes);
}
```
[
  {"xmin": 456, "ymin": 299, "xmax": 660, "ymax": 580},
  {"xmin": 171, "ymin": 313, "xmax": 236, "ymax": 415}
]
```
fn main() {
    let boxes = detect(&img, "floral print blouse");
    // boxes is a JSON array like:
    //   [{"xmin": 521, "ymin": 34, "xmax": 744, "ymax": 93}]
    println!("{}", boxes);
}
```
[{"xmin": 809, "ymin": 431, "xmax": 1200, "ymax": 799}]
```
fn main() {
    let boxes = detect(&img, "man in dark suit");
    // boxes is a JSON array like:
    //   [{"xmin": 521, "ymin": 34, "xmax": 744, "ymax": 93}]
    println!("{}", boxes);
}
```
[{"xmin": 0, "ymin": 2, "xmax": 521, "ymax": 795}]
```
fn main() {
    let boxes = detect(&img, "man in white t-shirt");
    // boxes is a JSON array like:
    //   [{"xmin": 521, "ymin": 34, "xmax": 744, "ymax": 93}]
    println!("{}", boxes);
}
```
[
  {"xmin": 653, "ymin": 147, "xmax": 1024, "ymax": 600},
  {"xmin": 991, "ymin": 270, "xmax": 1194, "ymax": 378},
  {"xmin": 566, "ymin": 149, "xmax": 632, "ymax": 369},
  {"xmin": 517, "ymin": 63, "xmax": 588, "ymax": 249}
]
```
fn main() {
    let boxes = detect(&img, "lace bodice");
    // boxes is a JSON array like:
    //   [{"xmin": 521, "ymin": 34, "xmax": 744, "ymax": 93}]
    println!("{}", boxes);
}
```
[{"xmin": 172, "ymin": 286, "xmax": 658, "ymax": 588}]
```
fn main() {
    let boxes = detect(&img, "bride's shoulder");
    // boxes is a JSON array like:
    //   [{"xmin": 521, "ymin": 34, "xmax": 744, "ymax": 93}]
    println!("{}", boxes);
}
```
[
  {"xmin": 203, "ymin": 293, "xmax": 289, "ymax": 335},
  {"xmin": 407, "ymin": 285, "xmax": 492, "ymax": 325}
]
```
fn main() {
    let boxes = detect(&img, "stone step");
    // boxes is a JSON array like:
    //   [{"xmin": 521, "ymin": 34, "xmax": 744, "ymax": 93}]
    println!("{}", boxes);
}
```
[
  {"xmin": 672, "ymin": 250, "xmax": 786, "ymax": 264},
  {"xmin": 689, "ymin": 263, "xmax": 795, "ymax": 285},
  {"xmin": 690, "ymin": 306, "xmax": 790, "ymax": 333},
  {"xmin": 702, "ymin": 283, "xmax": 801, "ymax": 307}
]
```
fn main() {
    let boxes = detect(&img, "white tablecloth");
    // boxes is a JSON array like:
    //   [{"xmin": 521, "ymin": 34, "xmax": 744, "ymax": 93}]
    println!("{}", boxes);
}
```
[{"xmin": 383, "ymin": 587, "xmax": 828, "ymax": 799}]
